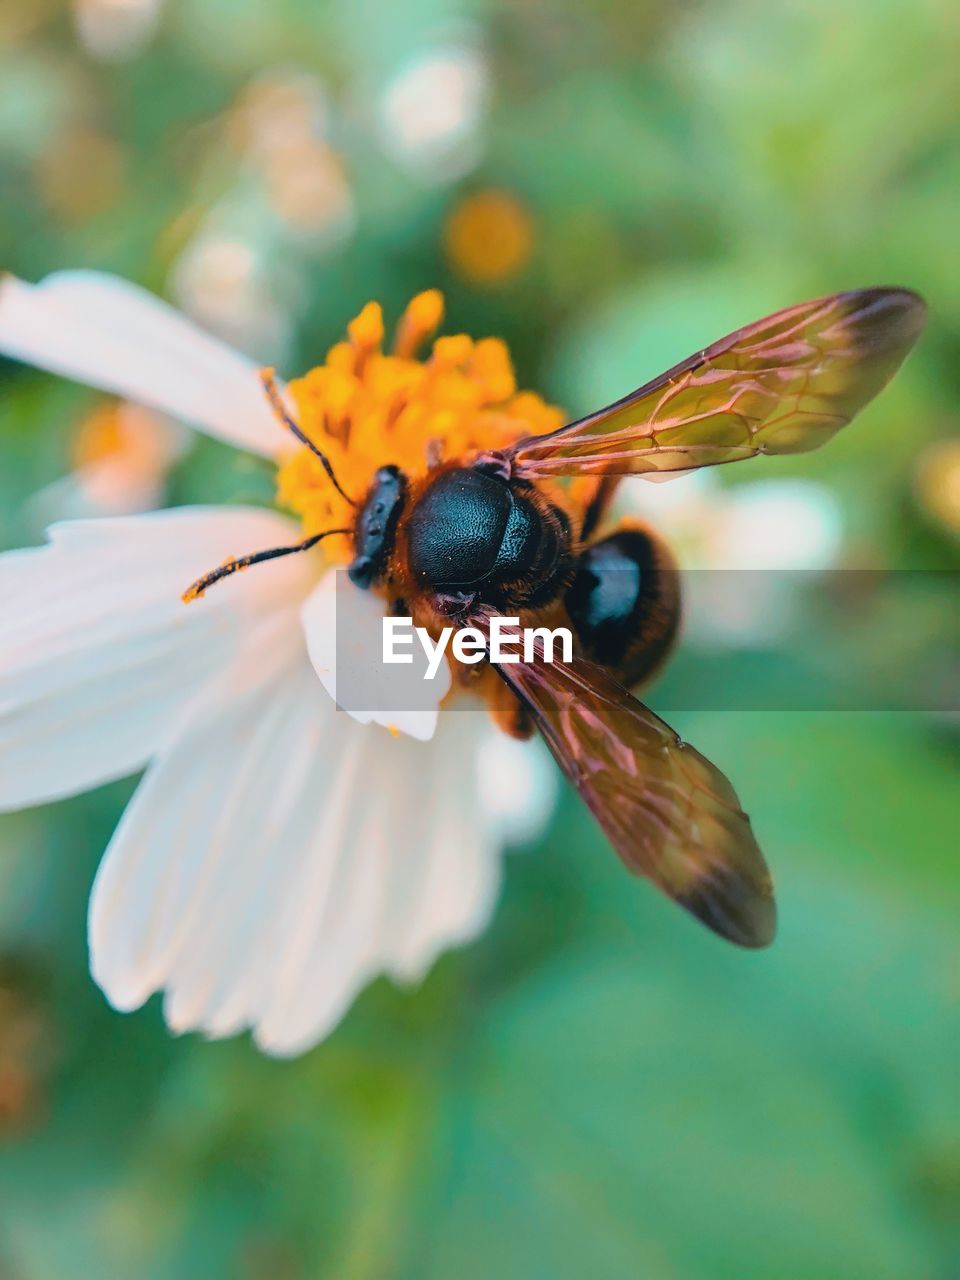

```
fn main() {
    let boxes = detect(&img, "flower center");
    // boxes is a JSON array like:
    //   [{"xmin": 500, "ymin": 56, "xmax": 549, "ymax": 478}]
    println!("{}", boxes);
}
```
[{"xmin": 274, "ymin": 291, "xmax": 565, "ymax": 566}]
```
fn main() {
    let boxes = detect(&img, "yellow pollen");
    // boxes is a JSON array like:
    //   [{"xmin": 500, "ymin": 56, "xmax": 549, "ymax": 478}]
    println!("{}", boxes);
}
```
[
  {"xmin": 431, "ymin": 334, "xmax": 474, "ymax": 368},
  {"xmin": 275, "ymin": 292, "xmax": 565, "ymax": 567},
  {"xmin": 393, "ymin": 289, "xmax": 444, "ymax": 358},
  {"xmin": 347, "ymin": 301, "xmax": 384, "ymax": 352}
]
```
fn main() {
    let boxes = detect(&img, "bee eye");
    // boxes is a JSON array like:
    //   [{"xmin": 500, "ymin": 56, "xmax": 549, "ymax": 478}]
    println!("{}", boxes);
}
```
[{"xmin": 348, "ymin": 466, "xmax": 407, "ymax": 589}]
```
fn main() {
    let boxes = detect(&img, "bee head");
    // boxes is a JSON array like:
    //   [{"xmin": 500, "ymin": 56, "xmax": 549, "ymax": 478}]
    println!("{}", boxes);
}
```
[{"xmin": 347, "ymin": 466, "xmax": 407, "ymax": 589}]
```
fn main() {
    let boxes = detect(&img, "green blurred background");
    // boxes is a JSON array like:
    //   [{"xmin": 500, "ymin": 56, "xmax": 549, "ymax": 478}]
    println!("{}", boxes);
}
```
[{"xmin": 0, "ymin": 0, "xmax": 958, "ymax": 1276}]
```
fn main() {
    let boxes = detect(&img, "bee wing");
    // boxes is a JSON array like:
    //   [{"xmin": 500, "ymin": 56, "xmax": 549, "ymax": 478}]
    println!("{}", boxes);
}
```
[
  {"xmin": 484, "ymin": 628, "xmax": 776, "ymax": 947},
  {"xmin": 507, "ymin": 287, "xmax": 926, "ymax": 480}
]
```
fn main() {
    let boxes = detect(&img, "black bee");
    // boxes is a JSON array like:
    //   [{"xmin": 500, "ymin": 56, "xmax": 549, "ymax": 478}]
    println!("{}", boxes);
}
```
[{"xmin": 186, "ymin": 288, "xmax": 925, "ymax": 949}]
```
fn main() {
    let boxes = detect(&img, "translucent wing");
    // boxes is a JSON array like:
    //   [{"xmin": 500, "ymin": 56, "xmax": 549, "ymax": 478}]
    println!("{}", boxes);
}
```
[
  {"xmin": 508, "ymin": 287, "xmax": 926, "ymax": 479},
  {"xmin": 484, "ymin": 629, "xmax": 776, "ymax": 947}
]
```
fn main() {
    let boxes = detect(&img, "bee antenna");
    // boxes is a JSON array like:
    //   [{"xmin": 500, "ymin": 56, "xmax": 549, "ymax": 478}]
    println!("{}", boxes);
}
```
[
  {"xmin": 182, "ymin": 528, "xmax": 352, "ymax": 602},
  {"xmin": 260, "ymin": 368, "xmax": 359, "ymax": 509}
]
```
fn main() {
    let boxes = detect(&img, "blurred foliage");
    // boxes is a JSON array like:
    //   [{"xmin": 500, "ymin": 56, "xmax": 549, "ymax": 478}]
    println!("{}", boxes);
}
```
[{"xmin": 0, "ymin": 0, "xmax": 958, "ymax": 1276}]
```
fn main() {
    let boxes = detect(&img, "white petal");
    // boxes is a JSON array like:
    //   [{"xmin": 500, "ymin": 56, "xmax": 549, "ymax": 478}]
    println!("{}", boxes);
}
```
[
  {"xmin": 301, "ymin": 570, "xmax": 450, "ymax": 742},
  {"xmin": 713, "ymin": 479, "xmax": 843, "ymax": 571},
  {"xmin": 89, "ymin": 664, "xmax": 506, "ymax": 1056},
  {"xmin": 0, "ymin": 271, "xmax": 285, "ymax": 456},
  {"xmin": 615, "ymin": 466, "xmax": 715, "ymax": 521},
  {"xmin": 249, "ymin": 723, "xmax": 396, "ymax": 1053},
  {"xmin": 0, "ymin": 504, "xmax": 308, "ymax": 810},
  {"xmin": 380, "ymin": 710, "xmax": 502, "ymax": 985},
  {"xmin": 477, "ymin": 727, "xmax": 558, "ymax": 847},
  {"xmin": 255, "ymin": 712, "xmax": 503, "ymax": 1053},
  {"xmin": 89, "ymin": 618, "xmax": 310, "ymax": 1014}
]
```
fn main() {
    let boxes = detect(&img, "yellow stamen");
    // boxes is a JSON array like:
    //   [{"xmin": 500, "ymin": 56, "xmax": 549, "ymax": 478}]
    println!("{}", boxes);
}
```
[
  {"xmin": 469, "ymin": 338, "xmax": 516, "ymax": 403},
  {"xmin": 274, "ymin": 290, "xmax": 567, "ymax": 565},
  {"xmin": 431, "ymin": 334, "xmax": 474, "ymax": 369},
  {"xmin": 325, "ymin": 341, "xmax": 356, "ymax": 376},
  {"xmin": 348, "ymin": 302, "xmax": 384, "ymax": 353},
  {"xmin": 393, "ymin": 289, "xmax": 444, "ymax": 358}
]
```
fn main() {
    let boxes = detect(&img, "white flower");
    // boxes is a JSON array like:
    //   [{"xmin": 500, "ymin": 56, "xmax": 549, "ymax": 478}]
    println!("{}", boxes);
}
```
[
  {"xmin": 377, "ymin": 44, "xmax": 488, "ymax": 182},
  {"xmin": 26, "ymin": 400, "xmax": 188, "ymax": 530},
  {"xmin": 619, "ymin": 471, "xmax": 844, "ymax": 647},
  {"xmin": 73, "ymin": 0, "xmax": 164, "ymax": 62},
  {"xmin": 0, "ymin": 270, "xmax": 555, "ymax": 1057}
]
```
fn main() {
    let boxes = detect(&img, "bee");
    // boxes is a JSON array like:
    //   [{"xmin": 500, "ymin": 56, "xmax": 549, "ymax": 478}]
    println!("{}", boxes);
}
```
[{"xmin": 186, "ymin": 287, "xmax": 926, "ymax": 949}]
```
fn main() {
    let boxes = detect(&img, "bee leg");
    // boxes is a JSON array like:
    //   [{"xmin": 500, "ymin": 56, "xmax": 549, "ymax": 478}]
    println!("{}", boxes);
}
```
[
  {"xmin": 486, "ymin": 670, "xmax": 535, "ymax": 740},
  {"xmin": 472, "ymin": 450, "xmax": 512, "ymax": 481},
  {"xmin": 433, "ymin": 589, "xmax": 477, "ymax": 617},
  {"xmin": 579, "ymin": 476, "xmax": 620, "ymax": 541},
  {"xmin": 564, "ymin": 520, "xmax": 680, "ymax": 691}
]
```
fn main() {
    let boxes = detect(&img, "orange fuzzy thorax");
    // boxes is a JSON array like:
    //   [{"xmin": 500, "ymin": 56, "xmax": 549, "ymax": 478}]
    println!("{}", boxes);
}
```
[{"xmin": 274, "ymin": 291, "xmax": 565, "ymax": 563}]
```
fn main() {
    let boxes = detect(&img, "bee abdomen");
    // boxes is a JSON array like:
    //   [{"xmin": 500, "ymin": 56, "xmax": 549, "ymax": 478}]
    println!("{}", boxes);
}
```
[{"xmin": 565, "ymin": 525, "xmax": 680, "ymax": 690}]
